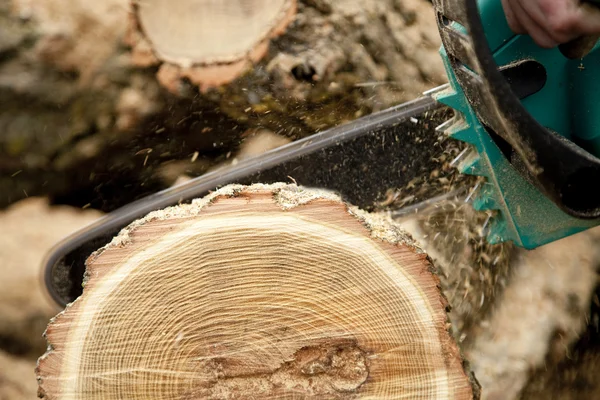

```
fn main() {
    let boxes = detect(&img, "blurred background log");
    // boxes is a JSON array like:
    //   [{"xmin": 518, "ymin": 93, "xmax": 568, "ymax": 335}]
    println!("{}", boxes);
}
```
[{"xmin": 0, "ymin": 0, "xmax": 445, "ymax": 211}]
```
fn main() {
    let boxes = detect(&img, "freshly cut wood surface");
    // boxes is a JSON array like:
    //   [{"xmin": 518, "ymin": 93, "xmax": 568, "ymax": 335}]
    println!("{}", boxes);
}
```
[
  {"xmin": 130, "ymin": 0, "xmax": 297, "ymax": 90},
  {"xmin": 136, "ymin": 0, "xmax": 295, "ymax": 64},
  {"xmin": 37, "ymin": 184, "xmax": 475, "ymax": 399}
]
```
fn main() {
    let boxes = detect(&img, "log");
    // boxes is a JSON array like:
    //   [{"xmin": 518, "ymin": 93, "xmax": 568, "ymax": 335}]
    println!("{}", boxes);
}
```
[
  {"xmin": 0, "ymin": 0, "xmax": 445, "ymax": 210},
  {"xmin": 399, "ymin": 202, "xmax": 600, "ymax": 400},
  {"xmin": 129, "ymin": 0, "xmax": 297, "ymax": 91},
  {"xmin": 37, "ymin": 184, "xmax": 477, "ymax": 399},
  {"xmin": 519, "ymin": 284, "xmax": 600, "ymax": 400}
]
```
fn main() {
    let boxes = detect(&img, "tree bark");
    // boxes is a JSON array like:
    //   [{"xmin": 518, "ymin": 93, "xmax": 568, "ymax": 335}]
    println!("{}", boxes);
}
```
[
  {"xmin": 0, "ymin": 350, "xmax": 38, "ymax": 399},
  {"xmin": 0, "ymin": 198, "xmax": 100, "ymax": 360},
  {"xmin": 399, "ymin": 204, "xmax": 600, "ymax": 400},
  {"xmin": 518, "ymin": 283, "xmax": 600, "ymax": 400},
  {"xmin": 36, "ymin": 183, "xmax": 477, "ymax": 399},
  {"xmin": 0, "ymin": 0, "xmax": 445, "ymax": 211}
]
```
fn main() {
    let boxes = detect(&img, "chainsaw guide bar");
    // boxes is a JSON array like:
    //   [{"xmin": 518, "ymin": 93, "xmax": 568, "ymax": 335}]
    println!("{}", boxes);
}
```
[{"xmin": 46, "ymin": 89, "xmax": 472, "ymax": 307}]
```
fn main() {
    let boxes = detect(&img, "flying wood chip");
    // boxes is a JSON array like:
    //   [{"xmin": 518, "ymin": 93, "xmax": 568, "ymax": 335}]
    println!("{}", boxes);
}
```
[
  {"xmin": 37, "ymin": 184, "xmax": 477, "ymax": 399},
  {"xmin": 128, "ymin": 0, "xmax": 297, "ymax": 92}
]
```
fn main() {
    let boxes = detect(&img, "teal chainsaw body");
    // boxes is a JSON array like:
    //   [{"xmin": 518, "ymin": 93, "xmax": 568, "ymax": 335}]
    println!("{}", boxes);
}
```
[{"xmin": 432, "ymin": 0, "xmax": 600, "ymax": 248}]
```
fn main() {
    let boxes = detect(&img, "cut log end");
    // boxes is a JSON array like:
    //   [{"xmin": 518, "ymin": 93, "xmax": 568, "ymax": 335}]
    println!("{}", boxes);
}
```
[
  {"xmin": 129, "ymin": 0, "xmax": 297, "ymax": 92},
  {"xmin": 37, "ymin": 184, "xmax": 476, "ymax": 399}
]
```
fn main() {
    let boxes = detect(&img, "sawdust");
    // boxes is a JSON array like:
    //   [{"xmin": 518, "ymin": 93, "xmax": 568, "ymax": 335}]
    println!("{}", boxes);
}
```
[
  {"xmin": 2, "ymin": 1, "xmax": 598, "ymax": 398},
  {"xmin": 0, "ymin": 0, "xmax": 447, "ymax": 210},
  {"xmin": 101, "ymin": 183, "xmax": 419, "ymax": 254},
  {"xmin": 401, "ymin": 205, "xmax": 600, "ymax": 400},
  {"xmin": 401, "ymin": 200, "xmax": 515, "ymax": 339},
  {"xmin": 467, "ymin": 228, "xmax": 600, "ymax": 400}
]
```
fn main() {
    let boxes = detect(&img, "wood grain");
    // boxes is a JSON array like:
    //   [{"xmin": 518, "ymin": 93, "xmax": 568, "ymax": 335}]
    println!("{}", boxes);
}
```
[
  {"xmin": 37, "ymin": 184, "xmax": 475, "ymax": 399},
  {"xmin": 129, "ymin": 0, "xmax": 297, "ymax": 91}
]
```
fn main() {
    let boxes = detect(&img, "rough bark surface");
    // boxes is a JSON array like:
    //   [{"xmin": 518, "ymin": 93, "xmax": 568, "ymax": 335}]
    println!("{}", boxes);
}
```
[
  {"xmin": 0, "ymin": 0, "xmax": 445, "ymax": 211},
  {"xmin": 519, "ymin": 284, "xmax": 600, "ymax": 400},
  {"xmin": 0, "ymin": 198, "xmax": 101, "ymax": 360},
  {"xmin": 0, "ymin": 350, "xmax": 38, "ymax": 399},
  {"xmin": 37, "ymin": 184, "xmax": 476, "ymax": 400},
  {"xmin": 400, "ymin": 205, "xmax": 600, "ymax": 400}
]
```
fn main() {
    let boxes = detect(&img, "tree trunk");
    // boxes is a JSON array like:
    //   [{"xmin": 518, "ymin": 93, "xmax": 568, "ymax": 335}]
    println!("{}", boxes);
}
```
[
  {"xmin": 0, "ymin": 0, "xmax": 445, "ymax": 211},
  {"xmin": 36, "ymin": 184, "xmax": 477, "ymax": 399}
]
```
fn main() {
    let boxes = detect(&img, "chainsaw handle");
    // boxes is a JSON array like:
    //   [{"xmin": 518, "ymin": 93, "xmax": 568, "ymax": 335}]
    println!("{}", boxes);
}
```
[{"xmin": 559, "ymin": 0, "xmax": 600, "ymax": 59}]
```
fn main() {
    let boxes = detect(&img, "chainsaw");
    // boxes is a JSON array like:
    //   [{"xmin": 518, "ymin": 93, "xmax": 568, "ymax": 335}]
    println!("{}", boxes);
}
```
[{"xmin": 44, "ymin": 0, "xmax": 600, "ymax": 307}]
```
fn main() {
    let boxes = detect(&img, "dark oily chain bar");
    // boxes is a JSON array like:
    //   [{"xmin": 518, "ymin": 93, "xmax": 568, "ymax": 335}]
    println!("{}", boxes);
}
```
[{"xmin": 45, "ymin": 94, "xmax": 467, "ymax": 306}]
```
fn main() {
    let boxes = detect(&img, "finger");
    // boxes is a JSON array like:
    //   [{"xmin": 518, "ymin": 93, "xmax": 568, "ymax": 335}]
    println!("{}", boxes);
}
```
[
  {"xmin": 501, "ymin": 0, "xmax": 526, "ymax": 34},
  {"xmin": 509, "ymin": 0, "xmax": 559, "ymax": 48},
  {"xmin": 518, "ymin": 0, "xmax": 578, "ymax": 43},
  {"xmin": 573, "ymin": 3, "xmax": 600, "ymax": 35}
]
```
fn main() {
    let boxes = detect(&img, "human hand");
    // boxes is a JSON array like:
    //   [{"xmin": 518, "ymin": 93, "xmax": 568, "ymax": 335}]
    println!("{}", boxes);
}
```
[{"xmin": 501, "ymin": 0, "xmax": 600, "ymax": 48}]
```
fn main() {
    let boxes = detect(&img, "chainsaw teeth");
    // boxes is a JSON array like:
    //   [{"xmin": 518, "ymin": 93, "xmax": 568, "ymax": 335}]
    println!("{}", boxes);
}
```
[
  {"xmin": 437, "ymin": 116, "xmax": 473, "ymax": 143},
  {"xmin": 485, "ymin": 216, "xmax": 508, "ymax": 245},
  {"xmin": 433, "ymin": 87, "xmax": 469, "ymax": 114},
  {"xmin": 433, "ymin": 86, "xmax": 513, "ymax": 245},
  {"xmin": 457, "ymin": 151, "xmax": 484, "ymax": 176},
  {"xmin": 472, "ymin": 182, "xmax": 499, "ymax": 211},
  {"xmin": 431, "ymin": 15, "xmax": 599, "ymax": 249}
]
